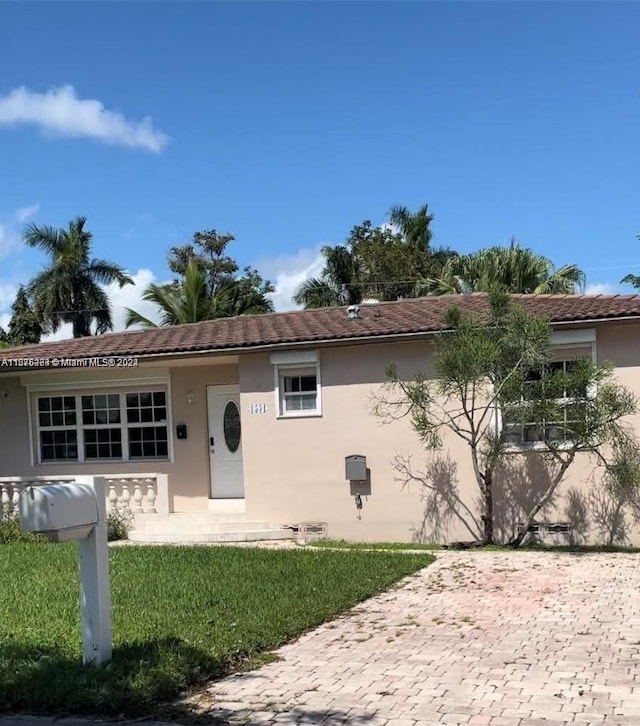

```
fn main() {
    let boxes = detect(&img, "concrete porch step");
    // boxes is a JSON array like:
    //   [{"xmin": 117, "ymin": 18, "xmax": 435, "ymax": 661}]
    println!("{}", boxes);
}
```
[
  {"xmin": 128, "ymin": 528, "xmax": 296, "ymax": 544},
  {"xmin": 155, "ymin": 512, "xmax": 255, "ymax": 523},
  {"xmin": 141, "ymin": 515, "xmax": 271, "ymax": 534},
  {"xmin": 128, "ymin": 511, "xmax": 296, "ymax": 544}
]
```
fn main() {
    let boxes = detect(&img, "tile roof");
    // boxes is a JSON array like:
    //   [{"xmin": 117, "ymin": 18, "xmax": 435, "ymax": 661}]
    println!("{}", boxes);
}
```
[{"xmin": 2, "ymin": 293, "xmax": 640, "ymax": 364}]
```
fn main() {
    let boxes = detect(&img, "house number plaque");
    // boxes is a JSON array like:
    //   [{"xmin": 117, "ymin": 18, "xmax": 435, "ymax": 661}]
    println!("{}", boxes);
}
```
[{"xmin": 248, "ymin": 403, "xmax": 269, "ymax": 415}]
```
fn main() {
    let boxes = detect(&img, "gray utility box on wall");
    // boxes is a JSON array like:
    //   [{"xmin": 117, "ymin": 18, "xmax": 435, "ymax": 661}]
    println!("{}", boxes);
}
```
[
  {"xmin": 345, "ymin": 454, "xmax": 367, "ymax": 481},
  {"xmin": 345, "ymin": 454, "xmax": 371, "ymax": 497}
]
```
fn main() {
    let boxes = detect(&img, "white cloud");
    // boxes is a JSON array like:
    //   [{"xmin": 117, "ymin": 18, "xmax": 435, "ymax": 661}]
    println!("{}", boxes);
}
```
[
  {"xmin": 584, "ymin": 282, "xmax": 619, "ymax": 295},
  {"xmin": 0, "ymin": 283, "xmax": 18, "ymax": 313},
  {"xmin": 0, "ymin": 225, "xmax": 20, "ymax": 260},
  {"xmin": 0, "ymin": 86, "xmax": 168, "ymax": 153},
  {"xmin": 256, "ymin": 247, "xmax": 325, "ymax": 312},
  {"xmin": 15, "ymin": 204, "xmax": 39, "ymax": 223},
  {"xmin": 379, "ymin": 221, "xmax": 402, "ymax": 236},
  {"xmin": 0, "ymin": 204, "xmax": 38, "ymax": 259},
  {"xmin": 105, "ymin": 268, "xmax": 162, "ymax": 330}
]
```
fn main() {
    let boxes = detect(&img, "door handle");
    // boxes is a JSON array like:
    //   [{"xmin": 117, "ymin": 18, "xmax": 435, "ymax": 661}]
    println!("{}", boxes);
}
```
[{"xmin": 210, "ymin": 436, "xmax": 214, "ymax": 447}]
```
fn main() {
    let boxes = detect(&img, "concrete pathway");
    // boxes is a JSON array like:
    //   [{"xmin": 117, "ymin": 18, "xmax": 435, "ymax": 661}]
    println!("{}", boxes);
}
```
[{"xmin": 185, "ymin": 551, "xmax": 640, "ymax": 725}]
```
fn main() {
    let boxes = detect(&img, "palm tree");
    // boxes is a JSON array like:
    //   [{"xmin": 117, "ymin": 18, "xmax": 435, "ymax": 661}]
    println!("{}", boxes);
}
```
[
  {"xmin": 24, "ymin": 216, "xmax": 132, "ymax": 338},
  {"xmin": 425, "ymin": 241, "xmax": 585, "ymax": 296},
  {"xmin": 388, "ymin": 204, "xmax": 434, "ymax": 250},
  {"xmin": 125, "ymin": 260, "xmax": 274, "ymax": 328},
  {"xmin": 293, "ymin": 245, "xmax": 361, "ymax": 309}
]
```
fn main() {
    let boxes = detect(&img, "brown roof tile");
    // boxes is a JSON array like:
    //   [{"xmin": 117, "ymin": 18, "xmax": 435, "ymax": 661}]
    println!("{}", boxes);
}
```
[{"xmin": 2, "ymin": 293, "xmax": 640, "ymax": 364}]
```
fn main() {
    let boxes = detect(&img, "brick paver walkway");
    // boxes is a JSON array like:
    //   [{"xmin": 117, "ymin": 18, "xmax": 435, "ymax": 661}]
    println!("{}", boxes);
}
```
[{"xmin": 188, "ymin": 551, "xmax": 640, "ymax": 725}]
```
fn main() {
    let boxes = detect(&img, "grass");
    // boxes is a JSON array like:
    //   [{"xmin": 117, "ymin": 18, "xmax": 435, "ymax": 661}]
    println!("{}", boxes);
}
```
[
  {"xmin": 0, "ymin": 543, "xmax": 432, "ymax": 718},
  {"xmin": 308, "ymin": 538, "xmax": 441, "ymax": 551}
]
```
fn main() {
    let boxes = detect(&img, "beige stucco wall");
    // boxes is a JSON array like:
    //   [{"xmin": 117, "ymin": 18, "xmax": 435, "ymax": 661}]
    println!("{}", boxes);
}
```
[{"xmin": 239, "ymin": 340, "xmax": 481, "ymax": 543}]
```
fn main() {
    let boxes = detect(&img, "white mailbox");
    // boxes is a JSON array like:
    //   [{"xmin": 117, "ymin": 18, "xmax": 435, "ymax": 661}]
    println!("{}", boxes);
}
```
[
  {"xmin": 20, "ymin": 483, "xmax": 98, "ymax": 542},
  {"xmin": 18, "ymin": 477, "xmax": 112, "ymax": 665}
]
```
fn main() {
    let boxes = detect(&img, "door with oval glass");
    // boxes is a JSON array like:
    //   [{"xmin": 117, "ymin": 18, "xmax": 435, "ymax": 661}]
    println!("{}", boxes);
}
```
[{"xmin": 206, "ymin": 385, "xmax": 244, "ymax": 499}]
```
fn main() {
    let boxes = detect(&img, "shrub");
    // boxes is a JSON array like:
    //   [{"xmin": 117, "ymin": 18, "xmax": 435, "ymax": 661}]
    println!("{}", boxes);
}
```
[
  {"xmin": 106, "ymin": 511, "xmax": 131, "ymax": 541},
  {"xmin": 0, "ymin": 513, "xmax": 46, "ymax": 544},
  {"xmin": 0, "ymin": 510, "xmax": 130, "ymax": 543}
]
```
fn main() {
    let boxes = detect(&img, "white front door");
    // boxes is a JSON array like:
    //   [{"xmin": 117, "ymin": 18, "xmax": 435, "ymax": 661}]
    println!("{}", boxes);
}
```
[{"xmin": 207, "ymin": 385, "xmax": 244, "ymax": 499}]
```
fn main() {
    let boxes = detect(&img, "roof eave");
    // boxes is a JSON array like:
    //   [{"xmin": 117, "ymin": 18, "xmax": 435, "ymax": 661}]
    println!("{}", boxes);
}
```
[{"xmin": 2, "ymin": 313, "xmax": 640, "ymax": 373}]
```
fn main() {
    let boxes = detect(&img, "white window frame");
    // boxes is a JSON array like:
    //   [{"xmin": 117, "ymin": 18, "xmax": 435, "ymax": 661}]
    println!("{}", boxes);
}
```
[
  {"xmin": 36, "ymin": 394, "xmax": 80, "ymax": 463},
  {"xmin": 80, "ymin": 392, "xmax": 124, "ymax": 462},
  {"xmin": 270, "ymin": 350, "xmax": 322, "ymax": 418},
  {"xmin": 499, "ymin": 331, "xmax": 597, "ymax": 451},
  {"xmin": 32, "ymin": 385, "xmax": 173, "ymax": 464}
]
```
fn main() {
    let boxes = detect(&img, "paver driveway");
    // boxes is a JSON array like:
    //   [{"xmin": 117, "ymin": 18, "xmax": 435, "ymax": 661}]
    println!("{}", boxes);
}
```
[{"xmin": 189, "ymin": 551, "xmax": 640, "ymax": 726}]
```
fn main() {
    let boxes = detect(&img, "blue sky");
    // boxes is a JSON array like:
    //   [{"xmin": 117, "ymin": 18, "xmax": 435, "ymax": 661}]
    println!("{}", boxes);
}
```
[{"xmin": 1, "ymin": 1, "xmax": 639, "ymax": 336}]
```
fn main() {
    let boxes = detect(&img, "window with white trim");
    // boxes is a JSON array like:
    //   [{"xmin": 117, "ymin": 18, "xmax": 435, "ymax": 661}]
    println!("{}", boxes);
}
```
[
  {"xmin": 280, "ymin": 367, "xmax": 319, "ymax": 414},
  {"xmin": 502, "ymin": 357, "xmax": 591, "ymax": 446},
  {"xmin": 36, "ymin": 389, "xmax": 169, "ymax": 463},
  {"xmin": 271, "ymin": 350, "xmax": 322, "ymax": 417}
]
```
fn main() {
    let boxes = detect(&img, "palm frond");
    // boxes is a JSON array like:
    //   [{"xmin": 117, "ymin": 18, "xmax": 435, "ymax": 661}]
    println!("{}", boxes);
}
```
[
  {"xmin": 388, "ymin": 203, "xmax": 434, "ymax": 249},
  {"xmin": 22, "ymin": 223, "xmax": 65, "ymax": 255},
  {"xmin": 124, "ymin": 308, "xmax": 160, "ymax": 329},
  {"xmin": 436, "ymin": 244, "xmax": 585, "ymax": 296},
  {"xmin": 536, "ymin": 264, "xmax": 586, "ymax": 294},
  {"xmin": 293, "ymin": 278, "xmax": 341, "ymax": 308},
  {"xmin": 88, "ymin": 259, "xmax": 134, "ymax": 287}
]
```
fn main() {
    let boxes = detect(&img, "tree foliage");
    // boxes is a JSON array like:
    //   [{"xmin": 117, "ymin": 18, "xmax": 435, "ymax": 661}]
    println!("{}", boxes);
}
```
[
  {"xmin": 6, "ymin": 286, "xmax": 42, "ymax": 346},
  {"xmin": 293, "ymin": 244, "xmax": 361, "ymax": 308},
  {"xmin": 620, "ymin": 233, "xmax": 640, "ymax": 289},
  {"xmin": 374, "ymin": 291, "xmax": 640, "ymax": 546},
  {"xmin": 126, "ymin": 229, "xmax": 274, "ymax": 328},
  {"xmin": 294, "ymin": 205, "xmax": 454, "ymax": 308},
  {"xmin": 426, "ymin": 240, "xmax": 586, "ymax": 295},
  {"xmin": 23, "ymin": 216, "xmax": 133, "ymax": 338},
  {"xmin": 388, "ymin": 203, "xmax": 434, "ymax": 250}
]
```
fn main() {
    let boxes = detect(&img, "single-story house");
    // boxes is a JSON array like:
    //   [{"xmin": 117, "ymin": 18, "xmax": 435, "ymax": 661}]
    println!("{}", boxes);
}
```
[{"xmin": 1, "ymin": 293, "xmax": 640, "ymax": 545}]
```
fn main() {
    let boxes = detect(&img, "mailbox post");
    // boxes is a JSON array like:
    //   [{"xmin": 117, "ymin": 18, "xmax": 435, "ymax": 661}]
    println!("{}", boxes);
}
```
[
  {"xmin": 19, "ymin": 476, "xmax": 112, "ymax": 665},
  {"xmin": 75, "ymin": 476, "xmax": 112, "ymax": 665}
]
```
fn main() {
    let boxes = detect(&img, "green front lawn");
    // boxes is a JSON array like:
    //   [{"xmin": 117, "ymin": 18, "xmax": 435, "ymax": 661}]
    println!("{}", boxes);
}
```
[{"xmin": 0, "ymin": 544, "xmax": 432, "ymax": 718}]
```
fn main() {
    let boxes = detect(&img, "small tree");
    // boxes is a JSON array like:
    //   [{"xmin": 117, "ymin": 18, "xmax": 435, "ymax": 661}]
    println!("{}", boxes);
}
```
[
  {"xmin": 7, "ymin": 286, "xmax": 42, "ymax": 345},
  {"xmin": 374, "ymin": 292, "xmax": 640, "ymax": 546},
  {"xmin": 167, "ymin": 228, "xmax": 274, "ymax": 305}
]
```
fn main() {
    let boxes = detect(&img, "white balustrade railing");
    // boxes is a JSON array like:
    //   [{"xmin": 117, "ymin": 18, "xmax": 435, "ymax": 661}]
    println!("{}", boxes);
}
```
[
  {"xmin": 106, "ymin": 476, "xmax": 158, "ymax": 516},
  {"xmin": 0, "ymin": 473, "xmax": 169, "ymax": 521}
]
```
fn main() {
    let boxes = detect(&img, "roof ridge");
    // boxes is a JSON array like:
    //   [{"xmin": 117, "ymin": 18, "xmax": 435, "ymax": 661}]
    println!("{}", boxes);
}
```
[{"xmin": 3, "ymin": 293, "xmax": 640, "ymax": 361}]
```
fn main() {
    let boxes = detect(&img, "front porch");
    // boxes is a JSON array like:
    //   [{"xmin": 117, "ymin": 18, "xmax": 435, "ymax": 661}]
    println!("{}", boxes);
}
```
[{"xmin": 0, "ymin": 474, "xmax": 325, "ymax": 543}]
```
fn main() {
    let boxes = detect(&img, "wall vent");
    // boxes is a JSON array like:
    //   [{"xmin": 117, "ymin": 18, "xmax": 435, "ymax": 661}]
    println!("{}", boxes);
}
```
[
  {"xmin": 524, "ymin": 521, "xmax": 571, "ymax": 546},
  {"xmin": 282, "ymin": 521, "xmax": 328, "ymax": 541}
]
